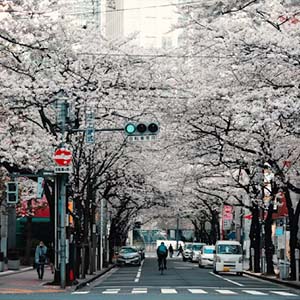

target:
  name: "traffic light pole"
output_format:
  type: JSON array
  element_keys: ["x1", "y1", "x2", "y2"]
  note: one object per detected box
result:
[{"x1": 58, "y1": 173, "x2": 67, "y2": 288}]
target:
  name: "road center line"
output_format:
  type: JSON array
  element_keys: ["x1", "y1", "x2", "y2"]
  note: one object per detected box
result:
[
  {"x1": 134, "y1": 260, "x2": 144, "y2": 282},
  {"x1": 209, "y1": 272, "x2": 244, "y2": 286}
]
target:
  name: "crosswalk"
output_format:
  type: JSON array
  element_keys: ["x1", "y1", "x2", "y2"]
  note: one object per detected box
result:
[{"x1": 72, "y1": 288, "x2": 299, "y2": 296}]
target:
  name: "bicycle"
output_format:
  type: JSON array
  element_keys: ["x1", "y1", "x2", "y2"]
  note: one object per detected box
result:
[{"x1": 158, "y1": 257, "x2": 164, "y2": 275}]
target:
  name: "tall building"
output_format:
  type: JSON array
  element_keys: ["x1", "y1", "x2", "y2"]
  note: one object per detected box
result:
[{"x1": 103, "y1": 0, "x2": 179, "y2": 49}]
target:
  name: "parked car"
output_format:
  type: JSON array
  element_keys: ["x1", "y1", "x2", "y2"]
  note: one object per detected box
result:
[
  {"x1": 213, "y1": 240, "x2": 243, "y2": 275},
  {"x1": 116, "y1": 246, "x2": 141, "y2": 266},
  {"x1": 191, "y1": 243, "x2": 206, "y2": 262},
  {"x1": 182, "y1": 243, "x2": 193, "y2": 261},
  {"x1": 198, "y1": 245, "x2": 215, "y2": 268}
]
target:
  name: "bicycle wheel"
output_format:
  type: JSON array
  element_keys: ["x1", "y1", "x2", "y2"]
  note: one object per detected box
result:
[
  {"x1": 159, "y1": 260, "x2": 164, "y2": 275},
  {"x1": 160, "y1": 264, "x2": 164, "y2": 275}
]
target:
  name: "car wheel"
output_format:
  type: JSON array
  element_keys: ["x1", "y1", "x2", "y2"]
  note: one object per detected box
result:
[
  {"x1": 183, "y1": 257, "x2": 186, "y2": 261},
  {"x1": 199, "y1": 262, "x2": 203, "y2": 268}
]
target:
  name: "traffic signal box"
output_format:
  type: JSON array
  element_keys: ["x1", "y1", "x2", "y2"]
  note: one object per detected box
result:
[
  {"x1": 6, "y1": 182, "x2": 18, "y2": 204},
  {"x1": 124, "y1": 122, "x2": 159, "y2": 141}
]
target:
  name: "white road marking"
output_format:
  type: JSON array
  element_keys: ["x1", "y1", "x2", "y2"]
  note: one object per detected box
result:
[
  {"x1": 243, "y1": 290, "x2": 268, "y2": 295},
  {"x1": 72, "y1": 291, "x2": 90, "y2": 294},
  {"x1": 102, "y1": 289, "x2": 120, "y2": 294},
  {"x1": 216, "y1": 289, "x2": 237, "y2": 294},
  {"x1": 271, "y1": 291, "x2": 298, "y2": 296},
  {"x1": 188, "y1": 289, "x2": 208, "y2": 294},
  {"x1": 161, "y1": 288, "x2": 178, "y2": 294},
  {"x1": 209, "y1": 271, "x2": 244, "y2": 286},
  {"x1": 134, "y1": 260, "x2": 144, "y2": 282},
  {"x1": 132, "y1": 288, "x2": 148, "y2": 294}
]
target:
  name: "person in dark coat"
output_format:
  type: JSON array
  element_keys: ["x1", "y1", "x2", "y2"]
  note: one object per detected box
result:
[
  {"x1": 168, "y1": 244, "x2": 174, "y2": 258},
  {"x1": 35, "y1": 241, "x2": 47, "y2": 280},
  {"x1": 177, "y1": 244, "x2": 183, "y2": 256}
]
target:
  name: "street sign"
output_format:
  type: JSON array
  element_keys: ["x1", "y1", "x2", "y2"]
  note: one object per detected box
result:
[
  {"x1": 54, "y1": 166, "x2": 72, "y2": 174},
  {"x1": 37, "y1": 177, "x2": 44, "y2": 199},
  {"x1": 53, "y1": 148, "x2": 72, "y2": 166},
  {"x1": 86, "y1": 127, "x2": 95, "y2": 144}
]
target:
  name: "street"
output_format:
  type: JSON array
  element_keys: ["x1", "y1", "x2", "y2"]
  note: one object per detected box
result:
[
  {"x1": 69, "y1": 257, "x2": 300, "y2": 300},
  {"x1": 0, "y1": 257, "x2": 299, "y2": 299}
]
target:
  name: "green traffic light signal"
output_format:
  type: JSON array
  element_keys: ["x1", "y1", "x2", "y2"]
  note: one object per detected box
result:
[
  {"x1": 124, "y1": 122, "x2": 159, "y2": 137},
  {"x1": 125, "y1": 123, "x2": 136, "y2": 135}
]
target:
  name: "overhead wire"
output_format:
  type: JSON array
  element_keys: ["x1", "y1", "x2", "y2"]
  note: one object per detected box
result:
[{"x1": 0, "y1": 0, "x2": 203, "y2": 17}]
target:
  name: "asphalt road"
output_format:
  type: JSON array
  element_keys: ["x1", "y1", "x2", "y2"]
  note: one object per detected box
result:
[
  {"x1": 0, "y1": 257, "x2": 299, "y2": 300},
  {"x1": 71, "y1": 257, "x2": 300, "y2": 300}
]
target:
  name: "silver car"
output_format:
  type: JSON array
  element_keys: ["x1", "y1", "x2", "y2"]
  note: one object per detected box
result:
[
  {"x1": 182, "y1": 243, "x2": 193, "y2": 261},
  {"x1": 191, "y1": 243, "x2": 206, "y2": 262},
  {"x1": 199, "y1": 245, "x2": 215, "y2": 268},
  {"x1": 116, "y1": 246, "x2": 141, "y2": 266}
]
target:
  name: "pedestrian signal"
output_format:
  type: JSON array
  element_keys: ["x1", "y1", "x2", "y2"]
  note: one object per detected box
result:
[{"x1": 6, "y1": 182, "x2": 18, "y2": 204}]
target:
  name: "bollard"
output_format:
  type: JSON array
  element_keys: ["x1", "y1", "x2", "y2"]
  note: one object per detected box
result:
[
  {"x1": 295, "y1": 249, "x2": 299, "y2": 282},
  {"x1": 251, "y1": 248, "x2": 255, "y2": 272},
  {"x1": 261, "y1": 248, "x2": 266, "y2": 273}
]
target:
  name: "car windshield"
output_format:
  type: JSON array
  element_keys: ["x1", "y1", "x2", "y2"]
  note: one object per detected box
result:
[
  {"x1": 192, "y1": 244, "x2": 204, "y2": 251},
  {"x1": 185, "y1": 244, "x2": 192, "y2": 250},
  {"x1": 120, "y1": 248, "x2": 137, "y2": 254},
  {"x1": 218, "y1": 245, "x2": 242, "y2": 254},
  {"x1": 203, "y1": 248, "x2": 214, "y2": 254}
]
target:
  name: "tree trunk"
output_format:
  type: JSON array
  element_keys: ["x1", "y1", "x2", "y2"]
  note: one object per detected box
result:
[{"x1": 249, "y1": 203, "x2": 260, "y2": 272}]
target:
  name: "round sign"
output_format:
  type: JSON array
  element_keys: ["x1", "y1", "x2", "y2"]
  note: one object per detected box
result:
[{"x1": 53, "y1": 148, "x2": 72, "y2": 166}]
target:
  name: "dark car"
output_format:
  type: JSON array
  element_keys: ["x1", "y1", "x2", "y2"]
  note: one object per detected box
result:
[{"x1": 116, "y1": 246, "x2": 141, "y2": 266}]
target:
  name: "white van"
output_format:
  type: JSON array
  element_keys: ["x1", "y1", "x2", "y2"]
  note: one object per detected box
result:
[{"x1": 213, "y1": 240, "x2": 243, "y2": 275}]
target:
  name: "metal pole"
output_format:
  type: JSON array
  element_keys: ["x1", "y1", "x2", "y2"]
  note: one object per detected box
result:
[
  {"x1": 295, "y1": 249, "x2": 299, "y2": 282},
  {"x1": 54, "y1": 177, "x2": 58, "y2": 270},
  {"x1": 60, "y1": 174, "x2": 67, "y2": 288},
  {"x1": 176, "y1": 215, "x2": 179, "y2": 250},
  {"x1": 100, "y1": 198, "x2": 104, "y2": 270},
  {"x1": 251, "y1": 248, "x2": 255, "y2": 272},
  {"x1": 261, "y1": 248, "x2": 265, "y2": 273},
  {"x1": 284, "y1": 217, "x2": 287, "y2": 279}
]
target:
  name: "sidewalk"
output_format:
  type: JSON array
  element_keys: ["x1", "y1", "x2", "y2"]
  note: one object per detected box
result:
[
  {"x1": 241, "y1": 259, "x2": 299, "y2": 289},
  {"x1": 243, "y1": 270, "x2": 300, "y2": 289},
  {"x1": 0, "y1": 264, "x2": 115, "y2": 294}
]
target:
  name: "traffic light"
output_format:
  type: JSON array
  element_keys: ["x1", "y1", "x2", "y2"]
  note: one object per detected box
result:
[
  {"x1": 6, "y1": 182, "x2": 18, "y2": 204},
  {"x1": 124, "y1": 122, "x2": 159, "y2": 140}
]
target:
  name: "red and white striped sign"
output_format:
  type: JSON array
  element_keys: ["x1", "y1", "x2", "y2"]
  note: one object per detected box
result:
[{"x1": 53, "y1": 148, "x2": 72, "y2": 166}]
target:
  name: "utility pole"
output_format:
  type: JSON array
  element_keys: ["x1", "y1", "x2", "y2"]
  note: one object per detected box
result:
[
  {"x1": 176, "y1": 215, "x2": 179, "y2": 250},
  {"x1": 55, "y1": 90, "x2": 70, "y2": 289}
]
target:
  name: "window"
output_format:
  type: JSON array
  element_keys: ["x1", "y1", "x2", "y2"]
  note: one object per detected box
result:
[
  {"x1": 162, "y1": 36, "x2": 172, "y2": 49},
  {"x1": 218, "y1": 245, "x2": 242, "y2": 254}
]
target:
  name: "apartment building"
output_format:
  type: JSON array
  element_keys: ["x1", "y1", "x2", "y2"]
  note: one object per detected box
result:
[{"x1": 103, "y1": 0, "x2": 180, "y2": 49}]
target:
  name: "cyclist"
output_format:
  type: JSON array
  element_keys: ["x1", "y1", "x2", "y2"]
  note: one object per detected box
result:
[{"x1": 157, "y1": 242, "x2": 168, "y2": 270}]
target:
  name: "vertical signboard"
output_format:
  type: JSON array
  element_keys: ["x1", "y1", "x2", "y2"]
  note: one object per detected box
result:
[{"x1": 223, "y1": 205, "x2": 233, "y2": 230}]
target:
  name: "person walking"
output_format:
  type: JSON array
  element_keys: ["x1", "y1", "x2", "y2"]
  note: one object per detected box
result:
[
  {"x1": 168, "y1": 244, "x2": 174, "y2": 258},
  {"x1": 157, "y1": 242, "x2": 168, "y2": 270},
  {"x1": 35, "y1": 241, "x2": 47, "y2": 280},
  {"x1": 177, "y1": 244, "x2": 183, "y2": 256}
]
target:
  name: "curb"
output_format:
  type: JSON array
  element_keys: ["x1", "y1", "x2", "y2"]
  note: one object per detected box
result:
[
  {"x1": 74, "y1": 265, "x2": 116, "y2": 291},
  {"x1": 0, "y1": 266, "x2": 33, "y2": 277},
  {"x1": 243, "y1": 271, "x2": 300, "y2": 289}
]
